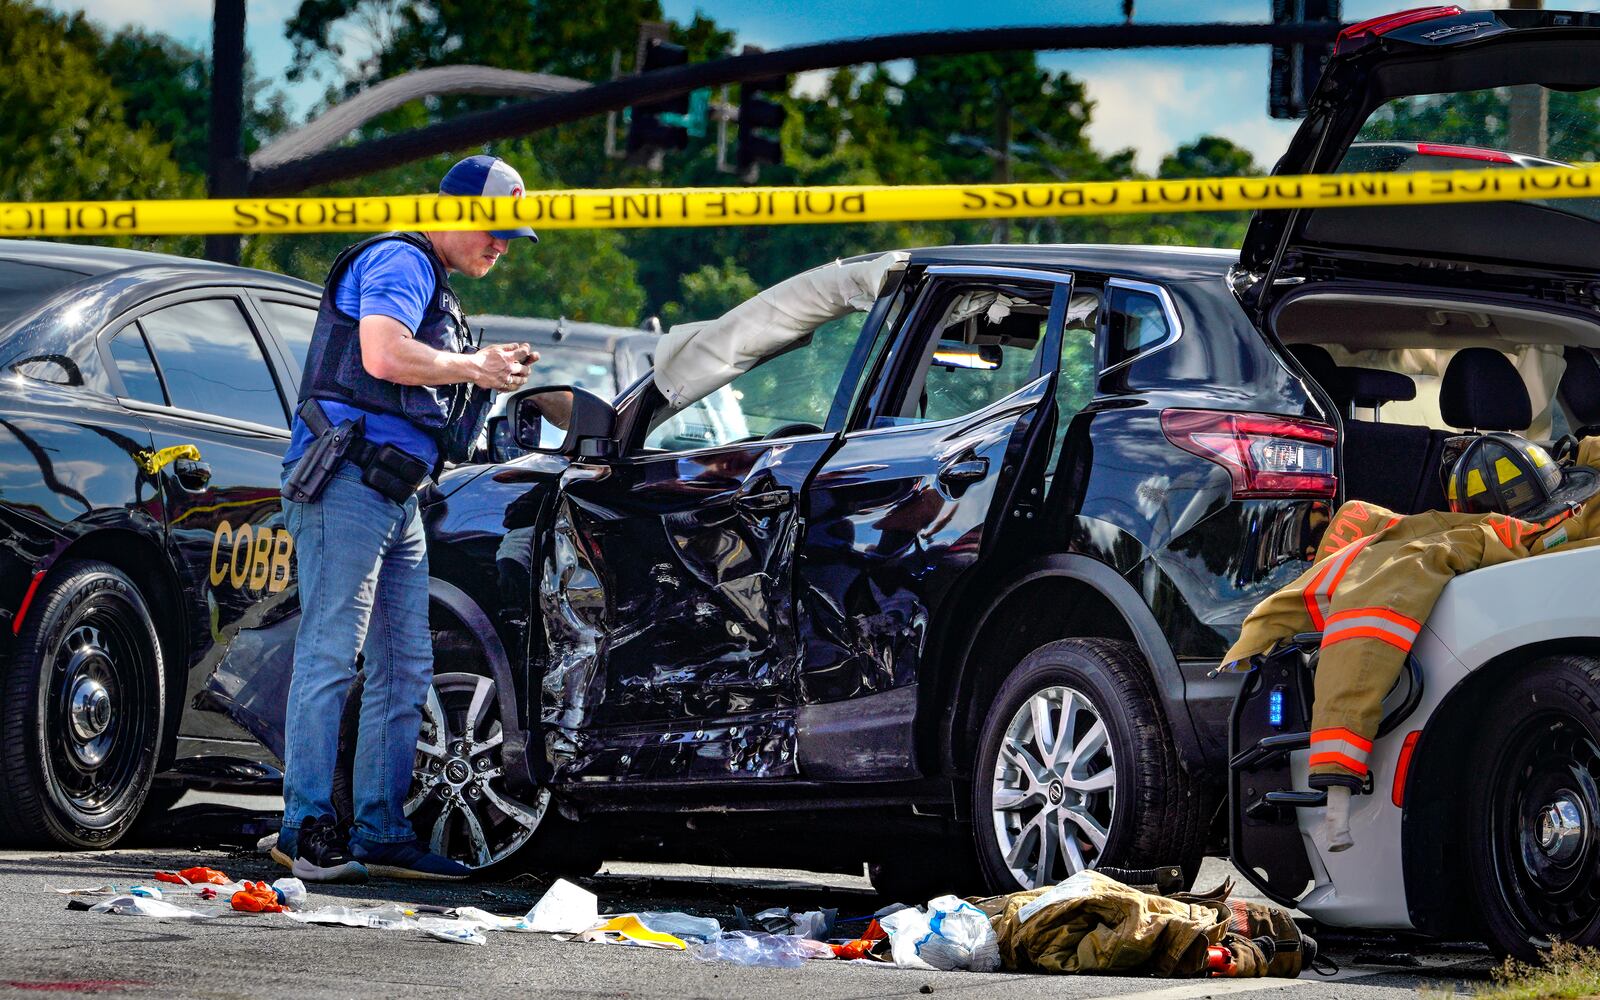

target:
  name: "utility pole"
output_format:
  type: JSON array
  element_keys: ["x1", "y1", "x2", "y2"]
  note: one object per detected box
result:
[
  {"x1": 206, "y1": 0, "x2": 246, "y2": 264},
  {"x1": 1507, "y1": 0, "x2": 1547, "y2": 156},
  {"x1": 992, "y1": 82, "x2": 1012, "y2": 243}
]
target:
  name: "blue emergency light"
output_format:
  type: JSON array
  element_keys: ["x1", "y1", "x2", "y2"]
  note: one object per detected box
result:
[{"x1": 1268, "y1": 686, "x2": 1286, "y2": 728}]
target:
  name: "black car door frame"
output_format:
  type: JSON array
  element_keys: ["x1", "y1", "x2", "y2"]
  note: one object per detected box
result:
[
  {"x1": 96, "y1": 287, "x2": 302, "y2": 756},
  {"x1": 793, "y1": 264, "x2": 1072, "y2": 782}
]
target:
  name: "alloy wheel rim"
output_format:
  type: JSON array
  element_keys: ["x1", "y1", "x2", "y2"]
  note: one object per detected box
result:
[
  {"x1": 407, "y1": 672, "x2": 549, "y2": 870},
  {"x1": 991, "y1": 684, "x2": 1116, "y2": 888},
  {"x1": 1493, "y1": 714, "x2": 1600, "y2": 942}
]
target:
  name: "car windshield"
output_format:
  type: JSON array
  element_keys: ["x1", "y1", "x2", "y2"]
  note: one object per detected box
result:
[
  {"x1": 0, "y1": 259, "x2": 91, "y2": 330},
  {"x1": 1343, "y1": 84, "x2": 1600, "y2": 220}
]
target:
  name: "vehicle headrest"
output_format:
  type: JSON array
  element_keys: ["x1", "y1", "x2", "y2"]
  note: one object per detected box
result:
[
  {"x1": 1441, "y1": 347, "x2": 1531, "y2": 430},
  {"x1": 1560, "y1": 347, "x2": 1600, "y2": 428},
  {"x1": 1344, "y1": 367, "x2": 1416, "y2": 408}
]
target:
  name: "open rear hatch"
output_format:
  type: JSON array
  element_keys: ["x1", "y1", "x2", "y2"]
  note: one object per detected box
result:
[{"x1": 1240, "y1": 6, "x2": 1600, "y2": 317}]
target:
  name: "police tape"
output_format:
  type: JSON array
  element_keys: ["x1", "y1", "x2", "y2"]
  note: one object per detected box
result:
[{"x1": 6, "y1": 164, "x2": 1600, "y2": 237}]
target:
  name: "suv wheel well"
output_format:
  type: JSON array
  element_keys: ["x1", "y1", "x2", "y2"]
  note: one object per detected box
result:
[
  {"x1": 49, "y1": 530, "x2": 185, "y2": 767},
  {"x1": 945, "y1": 576, "x2": 1136, "y2": 769}
]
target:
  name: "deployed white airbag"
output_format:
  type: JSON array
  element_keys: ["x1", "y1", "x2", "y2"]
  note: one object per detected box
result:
[{"x1": 652, "y1": 252, "x2": 909, "y2": 410}]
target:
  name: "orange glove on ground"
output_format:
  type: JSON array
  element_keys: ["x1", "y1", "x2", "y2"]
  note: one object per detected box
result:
[
  {"x1": 155, "y1": 867, "x2": 231, "y2": 886},
  {"x1": 230, "y1": 881, "x2": 285, "y2": 913}
]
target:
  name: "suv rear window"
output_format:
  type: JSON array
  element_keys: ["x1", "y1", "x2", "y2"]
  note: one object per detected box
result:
[
  {"x1": 0, "y1": 259, "x2": 88, "y2": 329},
  {"x1": 1343, "y1": 85, "x2": 1600, "y2": 221}
]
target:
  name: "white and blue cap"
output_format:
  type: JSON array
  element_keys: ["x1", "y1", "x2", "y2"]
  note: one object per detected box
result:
[{"x1": 439, "y1": 154, "x2": 538, "y2": 242}]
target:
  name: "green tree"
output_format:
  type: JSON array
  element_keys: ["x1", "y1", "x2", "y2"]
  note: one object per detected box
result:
[
  {"x1": 659, "y1": 258, "x2": 760, "y2": 327},
  {"x1": 243, "y1": 143, "x2": 646, "y2": 325},
  {"x1": 0, "y1": 0, "x2": 199, "y2": 254}
]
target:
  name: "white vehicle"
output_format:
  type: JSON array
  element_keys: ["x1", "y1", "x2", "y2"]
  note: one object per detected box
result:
[{"x1": 1229, "y1": 553, "x2": 1600, "y2": 960}]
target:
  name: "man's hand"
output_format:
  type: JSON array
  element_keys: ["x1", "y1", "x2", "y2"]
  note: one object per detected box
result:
[{"x1": 471, "y1": 342, "x2": 538, "y2": 391}]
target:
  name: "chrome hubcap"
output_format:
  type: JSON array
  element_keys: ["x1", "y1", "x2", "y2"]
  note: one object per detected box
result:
[
  {"x1": 62, "y1": 628, "x2": 117, "y2": 768},
  {"x1": 991, "y1": 685, "x2": 1116, "y2": 888},
  {"x1": 1534, "y1": 797, "x2": 1586, "y2": 865},
  {"x1": 409, "y1": 672, "x2": 549, "y2": 870},
  {"x1": 69, "y1": 677, "x2": 112, "y2": 742}
]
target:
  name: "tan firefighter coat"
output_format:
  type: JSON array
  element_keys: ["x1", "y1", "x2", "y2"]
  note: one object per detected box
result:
[{"x1": 1221, "y1": 439, "x2": 1600, "y2": 787}]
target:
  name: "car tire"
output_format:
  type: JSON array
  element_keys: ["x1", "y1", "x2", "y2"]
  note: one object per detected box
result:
[
  {"x1": 333, "y1": 669, "x2": 600, "y2": 879},
  {"x1": 971, "y1": 637, "x2": 1204, "y2": 893},
  {"x1": 1465, "y1": 654, "x2": 1600, "y2": 961},
  {"x1": 0, "y1": 560, "x2": 164, "y2": 848}
]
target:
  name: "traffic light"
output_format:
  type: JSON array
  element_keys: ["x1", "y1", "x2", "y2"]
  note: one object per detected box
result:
[
  {"x1": 737, "y1": 49, "x2": 787, "y2": 176},
  {"x1": 627, "y1": 35, "x2": 690, "y2": 157},
  {"x1": 1270, "y1": 0, "x2": 1340, "y2": 119}
]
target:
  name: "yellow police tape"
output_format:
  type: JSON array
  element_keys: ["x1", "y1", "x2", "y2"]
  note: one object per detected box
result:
[{"x1": 6, "y1": 164, "x2": 1600, "y2": 237}]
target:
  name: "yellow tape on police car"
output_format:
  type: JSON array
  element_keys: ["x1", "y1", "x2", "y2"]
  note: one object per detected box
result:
[{"x1": 6, "y1": 164, "x2": 1600, "y2": 237}]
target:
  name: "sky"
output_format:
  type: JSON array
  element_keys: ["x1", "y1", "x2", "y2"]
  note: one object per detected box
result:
[{"x1": 43, "y1": 0, "x2": 1600, "y2": 173}]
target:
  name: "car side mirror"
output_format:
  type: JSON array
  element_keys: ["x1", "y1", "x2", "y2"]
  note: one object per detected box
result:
[{"x1": 510, "y1": 384, "x2": 618, "y2": 459}]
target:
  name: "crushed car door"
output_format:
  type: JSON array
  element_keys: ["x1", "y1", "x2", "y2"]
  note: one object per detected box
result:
[
  {"x1": 795, "y1": 265, "x2": 1070, "y2": 780},
  {"x1": 102, "y1": 293, "x2": 298, "y2": 755},
  {"x1": 540, "y1": 312, "x2": 880, "y2": 783}
]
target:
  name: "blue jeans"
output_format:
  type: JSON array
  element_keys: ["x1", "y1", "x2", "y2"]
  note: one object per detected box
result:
[{"x1": 280, "y1": 464, "x2": 431, "y2": 849}]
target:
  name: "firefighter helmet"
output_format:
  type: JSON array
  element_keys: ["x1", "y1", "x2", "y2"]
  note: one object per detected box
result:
[{"x1": 1446, "y1": 431, "x2": 1600, "y2": 521}]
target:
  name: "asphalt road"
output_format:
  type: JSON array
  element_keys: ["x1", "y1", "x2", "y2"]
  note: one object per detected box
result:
[{"x1": 0, "y1": 795, "x2": 1494, "y2": 1000}]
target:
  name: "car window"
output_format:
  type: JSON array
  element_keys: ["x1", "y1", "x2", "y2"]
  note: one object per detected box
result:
[
  {"x1": 643, "y1": 312, "x2": 866, "y2": 453},
  {"x1": 1104, "y1": 284, "x2": 1173, "y2": 369},
  {"x1": 257, "y1": 299, "x2": 317, "y2": 372},
  {"x1": 883, "y1": 280, "x2": 1056, "y2": 426},
  {"x1": 138, "y1": 298, "x2": 288, "y2": 429},
  {"x1": 0, "y1": 259, "x2": 89, "y2": 329},
  {"x1": 109, "y1": 326, "x2": 166, "y2": 405}
]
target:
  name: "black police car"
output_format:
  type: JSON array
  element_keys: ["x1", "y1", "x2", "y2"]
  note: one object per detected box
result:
[{"x1": 0, "y1": 240, "x2": 319, "y2": 846}]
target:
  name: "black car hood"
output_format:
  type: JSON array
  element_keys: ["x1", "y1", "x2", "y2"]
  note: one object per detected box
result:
[{"x1": 1240, "y1": 7, "x2": 1600, "y2": 300}]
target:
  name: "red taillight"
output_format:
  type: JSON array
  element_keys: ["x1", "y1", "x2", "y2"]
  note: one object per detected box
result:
[
  {"x1": 1161, "y1": 409, "x2": 1338, "y2": 499},
  {"x1": 1413, "y1": 142, "x2": 1514, "y2": 164},
  {"x1": 1336, "y1": 5, "x2": 1464, "y2": 54},
  {"x1": 1391, "y1": 730, "x2": 1422, "y2": 807}
]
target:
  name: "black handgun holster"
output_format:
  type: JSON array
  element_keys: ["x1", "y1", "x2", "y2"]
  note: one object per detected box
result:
[{"x1": 282, "y1": 403, "x2": 360, "y2": 504}]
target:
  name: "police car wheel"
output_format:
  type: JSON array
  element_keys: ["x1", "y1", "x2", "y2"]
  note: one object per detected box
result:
[
  {"x1": 1467, "y1": 654, "x2": 1600, "y2": 961},
  {"x1": 971, "y1": 638, "x2": 1204, "y2": 894},
  {"x1": 0, "y1": 560, "x2": 164, "y2": 848}
]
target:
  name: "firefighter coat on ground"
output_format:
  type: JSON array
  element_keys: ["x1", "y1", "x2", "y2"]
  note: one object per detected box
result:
[
  {"x1": 979, "y1": 870, "x2": 1309, "y2": 977},
  {"x1": 1222, "y1": 440, "x2": 1600, "y2": 789}
]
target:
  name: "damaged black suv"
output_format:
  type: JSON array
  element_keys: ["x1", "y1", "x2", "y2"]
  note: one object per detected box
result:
[{"x1": 313, "y1": 245, "x2": 1340, "y2": 894}]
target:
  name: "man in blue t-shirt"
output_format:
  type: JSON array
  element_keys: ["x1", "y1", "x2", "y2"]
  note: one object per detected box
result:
[{"x1": 273, "y1": 155, "x2": 538, "y2": 883}]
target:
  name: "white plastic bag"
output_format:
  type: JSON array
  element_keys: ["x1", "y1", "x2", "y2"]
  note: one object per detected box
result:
[
  {"x1": 523, "y1": 878, "x2": 600, "y2": 933},
  {"x1": 415, "y1": 916, "x2": 488, "y2": 946},
  {"x1": 286, "y1": 904, "x2": 413, "y2": 930},
  {"x1": 879, "y1": 896, "x2": 1001, "y2": 973},
  {"x1": 88, "y1": 895, "x2": 214, "y2": 921},
  {"x1": 270, "y1": 877, "x2": 306, "y2": 910}
]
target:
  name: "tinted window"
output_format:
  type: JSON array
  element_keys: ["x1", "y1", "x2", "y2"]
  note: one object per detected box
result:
[
  {"x1": 257, "y1": 299, "x2": 316, "y2": 371},
  {"x1": 529, "y1": 345, "x2": 617, "y2": 399},
  {"x1": 1105, "y1": 285, "x2": 1172, "y2": 369},
  {"x1": 888, "y1": 280, "x2": 1056, "y2": 426},
  {"x1": 0, "y1": 259, "x2": 88, "y2": 328},
  {"x1": 139, "y1": 298, "x2": 288, "y2": 428},
  {"x1": 109, "y1": 326, "x2": 165, "y2": 405}
]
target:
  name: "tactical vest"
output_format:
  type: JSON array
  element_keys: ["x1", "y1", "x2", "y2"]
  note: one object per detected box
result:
[{"x1": 299, "y1": 231, "x2": 488, "y2": 463}]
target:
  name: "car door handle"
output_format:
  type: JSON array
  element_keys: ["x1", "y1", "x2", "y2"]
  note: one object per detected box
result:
[
  {"x1": 173, "y1": 459, "x2": 212, "y2": 491},
  {"x1": 735, "y1": 488, "x2": 793, "y2": 513},
  {"x1": 938, "y1": 457, "x2": 989, "y2": 487}
]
